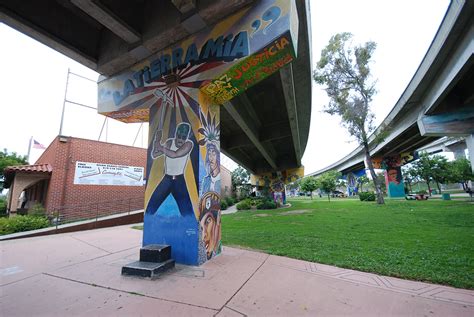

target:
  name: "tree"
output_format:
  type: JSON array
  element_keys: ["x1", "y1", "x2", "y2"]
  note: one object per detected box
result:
[
  {"x1": 430, "y1": 155, "x2": 449, "y2": 193},
  {"x1": 299, "y1": 176, "x2": 318, "y2": 200},
  {"x1": 231, "y1": 166, "x2": 251, "y2": 198},
  {"x1": 448, "y1": 158, "x2": 473, "y2": 191},
  {"x1": 313, "y1": 32, "x2": 385, "y2": 204},
  {"x1": 315, "y1": 170, "x2": 342, "y2": 202},
  {"x1": 1, "y1": 149, "x2": 28, "y2": 188},
  {"x1": 357, "y1": 175, "x2": 369, "y2": 192},
  {"x1": 410, "y1": 152, "x2": 436, "y2": 195},
  {"x1": 402, "y1": 165, "x2": 419, "y2": 193}
]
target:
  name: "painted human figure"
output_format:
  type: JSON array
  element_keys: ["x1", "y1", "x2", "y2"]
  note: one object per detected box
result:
[
  {"x1": 146, "y1": 122, "x2": 194, "y2": 217},
  {"x1": 199, "y1": 192, "x2": 221, "y2": 259},
  {"x1": 387, "y1": 168, "x2": 401, "y2": 185},
  {"x1": 200, "y1": 142, "x2": 221, "y2": 195}
]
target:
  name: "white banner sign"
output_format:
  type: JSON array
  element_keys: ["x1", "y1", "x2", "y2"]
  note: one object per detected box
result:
[{"x1": 74, "y1": 161, "x2": 144, "y2": 186}]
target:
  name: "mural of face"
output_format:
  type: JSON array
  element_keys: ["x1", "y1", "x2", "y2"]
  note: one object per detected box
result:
[
  {"x1": 199, "y1": 192, "x2": 221, "y2": 259},
  {"x1": 175, "y1": 123, "x2": 190, "y2": 147},
  {"x1": 209, "y1": 148, "x2": 217, "y2": 170},
  {"x1": 207, "y1": 144, "x2": 219, "y2": 176},
  {"x1": 201, "y1": 211, "x2": 217, "y2": 257},
  {"x1": 387, "y1": 169, "x2": 400, "y2": 184}
]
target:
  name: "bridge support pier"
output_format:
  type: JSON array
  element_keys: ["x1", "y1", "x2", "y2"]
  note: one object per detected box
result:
[
  {"x1": 143, "y1": 92, "x2": 221, "y2": 266},
  {"x1": 384, "y1": 166, "x2": 406, "y2": 198}
]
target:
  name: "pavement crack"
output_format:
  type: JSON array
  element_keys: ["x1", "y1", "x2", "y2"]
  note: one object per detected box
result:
[
  {"x1": 215, "y1": 254, "x2": 270, "y2": 316},
  {"x1": 42, "y1": 273, "x2": 219, "y2": 312},
  {"x1": 69, "y1": 236, "x2": 112, "y2": 254},
  {"x1": 223, "y1": 306, "x2": 248, "y2": 316}
]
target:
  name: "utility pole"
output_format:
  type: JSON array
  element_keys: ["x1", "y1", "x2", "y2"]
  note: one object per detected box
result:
[{"x1": 59, "y1": 68, "x2": 70, "y2": 136}]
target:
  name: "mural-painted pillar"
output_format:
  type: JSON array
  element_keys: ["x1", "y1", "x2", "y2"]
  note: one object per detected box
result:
[
  {"x1": 384, "y1": 166, "x2": 405, "y2": 198},
  {"x1": 251, "y1": 168, "x2": 304, "y2": 205},
  {"x1": 98, "y1": 0, "x2": 299, "y2": 265},
  {"x1": 372, "y1": 152, "x2": 418, "y2": 198},
  {"x1": 143, "y1": 90, "x2": 220, "y2": 265}
]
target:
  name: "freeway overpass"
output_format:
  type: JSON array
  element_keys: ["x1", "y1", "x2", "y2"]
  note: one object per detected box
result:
[
  {"x1": 308, "y1": 0, "x2": 474, "y2": 197},
  {"x1": 1, "y1": 0, "x2": 312, "y2": 265}
]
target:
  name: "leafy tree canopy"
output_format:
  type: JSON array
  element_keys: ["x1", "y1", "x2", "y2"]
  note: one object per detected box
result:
[
  {"x1": 1, "y1": 149, "x2": 28, "y2": 188},
  {"x1": 1, "y1": 149, "x2": 28, "y2": 178},
  {"x1": 300, "y1": 176, "x2": 318, "y2": 199},
  {"x1": 313, "y1": 32, "x2": 384, "y2": 204},
  {"x1": 448, "y1": 158, "x2": 473, "y2": 191},
  {"x1": 315, "y1": 170, "x2": 342, "y2": 202}
]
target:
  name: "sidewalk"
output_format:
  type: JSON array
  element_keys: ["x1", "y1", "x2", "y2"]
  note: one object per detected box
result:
[{"x1": 1, "y1": 224, "x2": 473, "y2": 316}]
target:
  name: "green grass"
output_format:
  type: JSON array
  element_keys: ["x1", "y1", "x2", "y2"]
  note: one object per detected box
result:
[{"x1": 221, "y1": 198, "x2": 474, "y2": 289}]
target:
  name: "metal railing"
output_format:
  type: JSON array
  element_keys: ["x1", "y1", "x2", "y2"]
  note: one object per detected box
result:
[{"x1": 50, "y1": 196, "x2": 144, "y2": 226}]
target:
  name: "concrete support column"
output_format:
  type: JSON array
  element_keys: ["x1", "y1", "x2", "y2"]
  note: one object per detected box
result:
[
  {"x1": 385, "y1": 166, "x2": 406, "y2": 198},
  {"x1": 466, "y1": 134, "x2": 474, "y2": 174},
  {"x1": 143, "y1": 90, "x2": 221, "y2": 265}
]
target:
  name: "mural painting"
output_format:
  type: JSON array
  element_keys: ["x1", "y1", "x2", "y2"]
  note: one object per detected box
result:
[
  {"x1": 343, "y1": 169, "x2": 366, "y2": 196},
  {"x1": 371, "y1": 151, "x2": 418, "y2": 198},
  {"x1": 97, "y1": 0, "x2": 299, "y2": 265},
  {"x1": 251, "y1": 167, "x2": 304, "y2": 204}
]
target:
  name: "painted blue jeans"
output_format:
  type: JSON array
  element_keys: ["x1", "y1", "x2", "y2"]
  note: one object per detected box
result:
[{"x1": 146, "y1": 174, "x2": 194, "y2": 217}]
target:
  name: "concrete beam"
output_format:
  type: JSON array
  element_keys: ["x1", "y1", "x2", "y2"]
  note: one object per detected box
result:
[
  {"x1": 383, "y1": 130, "x2": 420, "y2": 157},
  {"x1": 225, "y1": 124, "x2": 291, "y2": 150},
  {"x1": 280, "y1": 64, "x2": 301, "y2": 166},
  {"x1": 171, "y1": 0, "x2": 196, "y2": 14},
  {"x1": 71, "y1": 0, "x2": 141, "y2": 44},
  {"x1": 223, "y1": 95, "x2": 278, "y2": 170}
]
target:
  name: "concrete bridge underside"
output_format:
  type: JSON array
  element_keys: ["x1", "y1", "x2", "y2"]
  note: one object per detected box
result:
[{"x1": 0, "y1": 0, "x2": 312, "y2": 174}]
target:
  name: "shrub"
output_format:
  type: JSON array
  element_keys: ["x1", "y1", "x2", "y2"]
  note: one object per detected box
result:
[
  {"x1": 256, "y1": 199, "x2": 277, "y2": 210},
  {"x1": 220, "y1": 200, "x2": 228, "y2": 210},
  {"x1": 29, "y1": 203, "x2": 46, "y2": 217},
  {"x1": 0, "y1": 215, "x2": 50, "y2": 235},
  {"x1": 225, "y1": 196, "x2": 235, "y2": 206},
  {"x1": 0, "y1": 198, "x2": 7, "y2": 217},
  {"x1": 236, "y1": 200, "x2": 252, "y2": 210},
  {"x1": 359, "y1": 192, "x2": 376, "y2": 201}
]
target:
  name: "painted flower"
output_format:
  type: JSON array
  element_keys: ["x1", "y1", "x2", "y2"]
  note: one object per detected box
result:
[{"x1": 198, "y1": 110, "x2": 220, "y2": 146}]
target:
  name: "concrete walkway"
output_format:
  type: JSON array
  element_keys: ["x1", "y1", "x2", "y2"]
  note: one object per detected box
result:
[
  {"x1": 1, "y1": 225, "x2": 473, "y2": 316},
  {"x1": 222, "y1": 204, "x2": 238, "y2": 215}
]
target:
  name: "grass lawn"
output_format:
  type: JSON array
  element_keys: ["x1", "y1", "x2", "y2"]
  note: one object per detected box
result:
[{"x1": 221, "y1": 198, "x2": 474, "y2": 289}]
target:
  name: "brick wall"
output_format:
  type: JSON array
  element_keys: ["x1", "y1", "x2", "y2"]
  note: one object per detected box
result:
[
  {"x1": 36, "y1": 136, "x2": 146, "y2": 221},
  {"x1": 221, "y1": 165, "x2": 233, "y2": 198}
]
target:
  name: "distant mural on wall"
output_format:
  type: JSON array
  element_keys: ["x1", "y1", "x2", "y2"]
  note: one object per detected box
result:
[
  {"x1": 96, "y1": 0, "x2": 299, "y2": 265},
  {"x1": 343, "y1": 169, "x2": 366, "y2": 196},
  {"x1": 250, "y1": 167, "x2": 304, "y2": 204},
  {"x1": 371, "y1": 151, "x2": 418, "y2": 198}
]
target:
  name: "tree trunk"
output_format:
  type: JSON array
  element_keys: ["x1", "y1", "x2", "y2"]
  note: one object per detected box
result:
[
  {"x1": 363, "y1": 142, "x2": 385, "y2": 204},
  {"x1": 310, "y1": 192, "x2": 313, "y2": 200},
  {"x1": 426, "y1": 180, "x2": 432, "y2": 196},
  {"x1": 327, "y1": 194, "x2": 330, "y2": 202},
  {"x1": 436, "y1": 181, "x2": 442, "y2": 194}
]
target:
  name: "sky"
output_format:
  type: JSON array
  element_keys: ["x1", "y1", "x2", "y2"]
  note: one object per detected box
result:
[{"x1": 0, "y1": 0, "x2": 450, "y2": 173}]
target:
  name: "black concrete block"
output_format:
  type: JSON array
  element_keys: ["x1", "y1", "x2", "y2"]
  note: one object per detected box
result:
[
  {"x1": 121, "y1": 259, "x2": 175, "y2": 279},
  {"x1": 140, "y1": 244, "x2": 171, "y2": 263}
]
